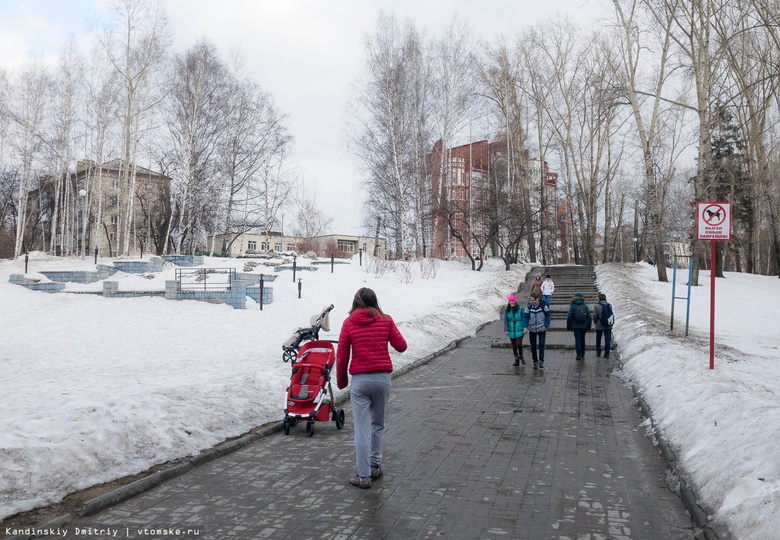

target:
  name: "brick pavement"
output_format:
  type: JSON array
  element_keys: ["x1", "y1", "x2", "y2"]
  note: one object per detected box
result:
[{"x1": 50, "y1": 316, "x2": 696, "y2": 540}]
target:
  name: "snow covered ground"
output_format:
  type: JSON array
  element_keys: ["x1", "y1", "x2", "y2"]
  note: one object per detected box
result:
[
  {"x1": 0, "y1": 253, "x2": 528, "y2": 521},
  {"x1": 597, "y1": 262, "x2": 780, "y2": 540},
  {"x1": 1, "y1": 253, "x2": 778, "y2": 539}
]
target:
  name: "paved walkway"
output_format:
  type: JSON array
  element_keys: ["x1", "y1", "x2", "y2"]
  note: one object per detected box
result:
[
  {"x1": 59, "y1": 326, "x2": 694, "y2": 539},
  {"x1": 17, "y1": 268, "x2": 698, "y2": 540}
]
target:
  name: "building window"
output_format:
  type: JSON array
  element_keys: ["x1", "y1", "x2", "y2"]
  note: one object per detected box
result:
[
  {"x1": 109, "y1": 233, "x2": 116, "y2": 241},
  {"x1": 112, "y1": 180, "x2": 119, "y2": 189},
  {"x1": 145, "y1": 183, "x2": 152, "y2": 191},
  {"x1": 274, "y1": 242, "x2": 282, "y2": 252},
  {"x1": 248, "y1": 241, "x2": 257, "y2": 250},
  {"x1": 261, "y1": 241, "x2": 270, "y2": 251},
  {"x1": 286, "y1": 243, "x2": 296, "y2": 251},
  {"x1": 337, "y1": 240, "x2": 355, "y2": 253},
  {"x1": 110, "y1": 196, "x2": 118, "y2": 207},
  {"x1": 110, "y1": 215, "x2": 118, "y2": 225}
]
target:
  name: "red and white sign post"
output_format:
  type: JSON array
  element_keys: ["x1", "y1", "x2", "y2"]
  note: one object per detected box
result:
[{"x1": 696, "y1": 202, "x2": 732, "y2": 369}]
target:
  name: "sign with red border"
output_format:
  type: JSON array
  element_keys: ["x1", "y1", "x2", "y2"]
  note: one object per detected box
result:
[{"x1": 696, "y1": 202, "x2": 731, "y2": 241}]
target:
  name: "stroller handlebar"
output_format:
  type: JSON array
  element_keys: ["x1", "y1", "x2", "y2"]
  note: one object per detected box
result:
[{"x1": 282, "y1": 303, "x2": 336, "y2": 362}]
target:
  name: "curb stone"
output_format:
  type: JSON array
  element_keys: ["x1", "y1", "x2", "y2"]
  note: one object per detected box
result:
[{"x1": 631, "y1": 385, "x2": 723, "y2": 540}]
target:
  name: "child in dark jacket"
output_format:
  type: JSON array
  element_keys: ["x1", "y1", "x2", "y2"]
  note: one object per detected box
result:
[{"x1": 566, "y1": 292, "x2": 592, "y2": 361}]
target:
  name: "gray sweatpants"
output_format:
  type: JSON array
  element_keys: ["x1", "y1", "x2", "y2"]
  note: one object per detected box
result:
[{"x1": 349, "y1": 373, "x2": 392, "y2": 478}]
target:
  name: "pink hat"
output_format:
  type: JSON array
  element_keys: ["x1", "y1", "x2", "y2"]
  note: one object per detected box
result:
[{"x1": 508, "y1": 295, "x2": 517, "y2": 303}]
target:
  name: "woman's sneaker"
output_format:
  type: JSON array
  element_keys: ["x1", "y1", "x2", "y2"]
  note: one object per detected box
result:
[{"x1": 350, "y1": 475, "x2": 371, "y2": 489}]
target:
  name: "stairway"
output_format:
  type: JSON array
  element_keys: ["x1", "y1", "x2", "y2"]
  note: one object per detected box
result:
[{"x1": 492, "y1": 265, "x2": 613, "y2": 353}]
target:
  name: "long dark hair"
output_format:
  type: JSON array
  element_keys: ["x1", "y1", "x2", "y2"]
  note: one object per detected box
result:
[{"x1": 349, "y1": 287, "x2": 384, "y2": 317}]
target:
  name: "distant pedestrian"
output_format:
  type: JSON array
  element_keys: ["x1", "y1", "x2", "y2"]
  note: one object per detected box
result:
[
  {"x1": 337, "y1": 287, "x2": 408, "y2": 489},
  {"x1": 523, "y1": 292, "x2": 551, "y2": 369},
  {"x1": 503, "y1": 295, "x2": 525, "y2": 366},
  {"x1": 530, "y1": 274, "x2": 543, "y2": 298},
  {"x1": 566, "y1": 292, "x2": 592, "y2": 361},
  {"x1": 592, "y1": 293, "x2": 614, "y2": 359},
  {"x1": 541, "y1": 274, "x2": 555, "y2": 308}
]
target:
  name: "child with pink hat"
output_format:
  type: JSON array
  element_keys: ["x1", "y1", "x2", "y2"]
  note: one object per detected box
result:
[{"x1": 503, "y1": 294, "x2": 525, "y2": 365}]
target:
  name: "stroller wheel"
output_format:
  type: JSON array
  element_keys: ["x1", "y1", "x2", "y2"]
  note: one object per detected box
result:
[
  {"x1": 283, "y1": 419, "x2": 291, "y2": 435},
  {"x1": 306, "y1": 419, "x2": 315, "y2": 437},
  {"x1": 288, "y1": 418, "x2": 298, "y2": 427},
  {"x1": 335, "y1": 408, "x2": 345, "y2": 429}
]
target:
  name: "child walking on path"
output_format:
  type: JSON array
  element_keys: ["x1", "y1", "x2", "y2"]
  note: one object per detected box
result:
[
  {"x1": 503, "y1": 295, "x2": 525, "y2": 366},
  {"x1": 592, "y1": 293, "x2": 613, "y2": 359},
  {"x1": 523, "y1": 292, "x2": 551, "y2": 369},
  {"x1": 541, "y1": 274, "x2": 555, "y2": 308},
  {"x1": 566, "y1": 292, "x2": 592, "y2": 361},
  {"x1": 337, "y1": 287, "x2": 407, "y2": 489},
  {"x1": 530, "y1": 274, "x2": 543, "y2": 298}
]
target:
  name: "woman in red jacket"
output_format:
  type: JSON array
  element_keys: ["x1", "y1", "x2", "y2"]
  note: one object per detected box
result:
[{"x1": 337, "y1": 287, "x2": 407, "y2": 489}]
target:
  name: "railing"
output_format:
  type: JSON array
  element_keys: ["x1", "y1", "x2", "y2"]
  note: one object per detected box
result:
[{"x1": 175, "y1": 268, "x2": 236, "y2": 292}]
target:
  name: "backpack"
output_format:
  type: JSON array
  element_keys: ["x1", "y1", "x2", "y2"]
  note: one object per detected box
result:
[
  {"x1": 600, "y1": 302, "x2": 614, "y2": 328},
  {"x1": 573, "y1": 303, "x2": 588, "y2": 323}
]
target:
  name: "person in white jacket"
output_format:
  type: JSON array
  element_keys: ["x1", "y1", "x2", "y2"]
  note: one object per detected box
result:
[{"x1": 540, "y1": 274, "x2": 555, "y2": 308}]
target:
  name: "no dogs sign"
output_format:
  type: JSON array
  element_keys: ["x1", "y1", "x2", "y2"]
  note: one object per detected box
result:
[{"x1": 696, "y1": 202, "x2": 731, "y2": 241}]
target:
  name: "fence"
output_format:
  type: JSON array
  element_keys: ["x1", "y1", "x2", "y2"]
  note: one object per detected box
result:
[{"x1": 175, "y1": 268, "x2": 236, "y2": 292}]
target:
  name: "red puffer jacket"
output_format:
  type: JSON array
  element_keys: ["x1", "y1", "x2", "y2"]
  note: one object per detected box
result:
[{"x1": 336, "y1": 308, "x2": 407, "y2": 389}]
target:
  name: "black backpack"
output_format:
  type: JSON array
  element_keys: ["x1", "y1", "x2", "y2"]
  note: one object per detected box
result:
[
  {"x1": 600, "y1": 302, "x2": 614, "y2": 327},
  {"x1": 573, "y1": 303, "x2": 588, "y2": 323}
]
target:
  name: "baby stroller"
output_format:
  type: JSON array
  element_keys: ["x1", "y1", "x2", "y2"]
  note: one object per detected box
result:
[
  {"x1": 282, "y1": 304, "x2": 335, "y2": 363},
  {"x1": 281, "y1": 304, "x2": 345, "y2": 436}
]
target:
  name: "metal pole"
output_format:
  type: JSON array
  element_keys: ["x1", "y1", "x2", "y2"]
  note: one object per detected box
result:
[
  {"x1": 709, "y1": 240, "x2": 716, "y2": 369},
  {"x1": 633, "y1": 237, "x2": 638, "y2": 263},
  {"x1": 331, "y1": 255, "x2": 334, "y2": 273},
  {"x1": 670, "y1": 257, "x2": 677, "y2": 332},
  {"x1": 292, "y1": 256, "x2": 297, "y2": 282},
  {"x1": 298, "y1": 278, "x2": 302, "y2": 299},
  {"x1": 25, "y1": 252, "x2": 29, "y2": 273},
  {"x1": 359, "y1": 248, "x2": 363, "y2": 266},
  {"x1": 94, "y1": 247, "x2": 98, "y2": 265},
  {"x1": 259, "y1": 274, "x2": 264, "y2": 311},
  {"x1": 79, "y1": 189, "x2": 86, "y2": 259}
]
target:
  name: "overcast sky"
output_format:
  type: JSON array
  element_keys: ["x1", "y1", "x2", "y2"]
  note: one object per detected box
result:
[{"x1": 0, "y1": 0, "x2": 610, "y2": 235}]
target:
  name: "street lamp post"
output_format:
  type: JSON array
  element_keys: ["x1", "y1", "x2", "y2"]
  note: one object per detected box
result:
[
  {"x1": 633, "y1": 237, "x2": 638, "y2": 263},
  {"x1": 78, "y1": 189, "x2": 87, "y2": 259}
]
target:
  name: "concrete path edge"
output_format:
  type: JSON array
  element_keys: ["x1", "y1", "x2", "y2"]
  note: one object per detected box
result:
[
  {"x1": 6, "y1": 325, "x2": 486, "y2": 540},
  {"x1": 631, "y1": 384, "x2": 721, "y2": 540}
]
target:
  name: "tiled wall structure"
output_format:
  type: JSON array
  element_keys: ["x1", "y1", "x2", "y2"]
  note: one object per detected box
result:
[
  {"x1": 163, "y1": 279, "x2": 273, "y2": 309},
  {"x1": 10, "y1": 260, "x2": 274, "y2": 309}
]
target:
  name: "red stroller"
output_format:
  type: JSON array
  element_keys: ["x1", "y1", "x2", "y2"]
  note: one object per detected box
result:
[{"x1": 283, "y1": 340, "x2": 346, "y2": 436}]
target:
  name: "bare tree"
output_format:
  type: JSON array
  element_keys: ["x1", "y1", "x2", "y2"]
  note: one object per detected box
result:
[
  {"x1": 612, "y1": 0, "x2": 683, "y2": 280},
  {"x1": 162, "y1": 39, "x2": 226, "y2": 254},
  {"x1": 214, "y1": 72, "x2": 293, "y2": 255},
  {"x1": 479, "y1": 42, "x2": 535, "y2": 262},
  {"x1": 532, "y1": 22, "x2": 625, "y2": 266},
  {"x1": 289, "y1": 178, "x2": 334, "y2": 254},
  {"x1": 733, "y1": 0, "x2": 780, "y2": 276},
  {"x1": 45, "y1": 38, "x2": 83, "y2": 256},
  {"x1": 82, "y1": 40, "x2": 122, "y2": 257},
  {"x1": 95, "y1": 0, "x2": 171, "y2": 256},
  {"x1": 11, "y1": 60, "x2": 49, "y2": 258},
  {"x1": 349, "y1": 12, "x2": 427, "y2": 258},
  {"x1": 428, "y1": 17, "x2": 477, "y2": 258}
]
